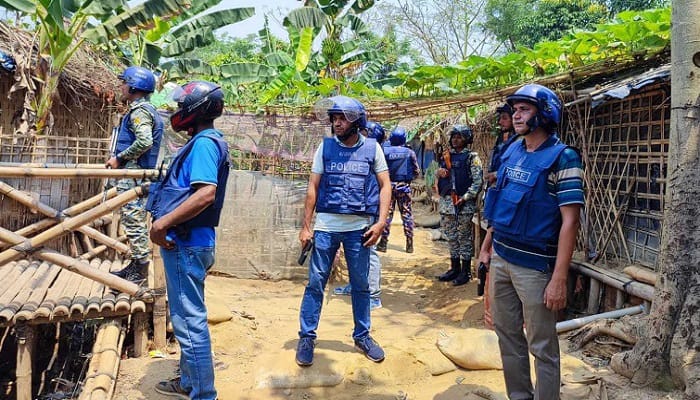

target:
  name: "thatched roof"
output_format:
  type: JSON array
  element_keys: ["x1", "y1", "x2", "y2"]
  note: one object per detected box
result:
[{"x1": 0, "y1": 21, "x2": 118, "y2": 107}]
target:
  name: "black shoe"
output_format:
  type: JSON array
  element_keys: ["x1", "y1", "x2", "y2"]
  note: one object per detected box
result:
[
  {"x1": 437, "y1": 258, "x2": 460, "y2": 281},
  {"x1": 405, "y1": 237, "x2": 413, "y2": 253},
  {"x1": 111, "y1": 259, "x2": 148, "y2": 284},
  {"x1": 155, "y1": 377, "x2": 189, "y2": 399},
  {"x1": 452, "y1": 259, "x2": 472, "y2": 286},
  {"x1": 376, "y1": 237, "x2": 388, "y2": 252}
]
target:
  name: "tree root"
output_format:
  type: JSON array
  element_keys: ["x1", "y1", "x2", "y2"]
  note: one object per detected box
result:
[{"x1": 568, "y1": 318, "x2": 639, "y2": 350}]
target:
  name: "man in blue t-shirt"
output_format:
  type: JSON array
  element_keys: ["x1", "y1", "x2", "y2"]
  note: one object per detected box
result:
[
  {"x1": 295, "y1": 96, "x2": 391, "y2": 367},
  {"x1": 148, "y1": 81, "x2": 229, "y2": 400},
  {"x1": 481, "y1": 84, "x2": 584, "y2": 400}
]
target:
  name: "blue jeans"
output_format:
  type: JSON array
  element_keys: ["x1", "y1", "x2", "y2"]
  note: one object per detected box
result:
[
  {"x1": 299, "y1": 229, "x2": 371, "y2": 340},
  {"x1": 162, "y1": 246, "x2": 217, "y2": 400},
  {"x1": 368, "y1": 247, "x2": 381, "y2": 298}
]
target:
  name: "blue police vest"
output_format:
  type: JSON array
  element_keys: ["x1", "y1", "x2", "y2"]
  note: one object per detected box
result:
[
  {"x1": 384, "y1": 145, "x2": 415, "y2": 182},
  {"x1": 115, "y1": 102, "x2": 164, "y2": 169},
  {"x1": 146, "y1": 131, "x2": 230, "y2": 233},
  {"x1": 437, "y1": 151, "x2": 473, "y2": 197},
  {"x1": 316, "y1": 137, "x2": 379, "y2": 216},
  {"x1": 483, "y1": 140, "x2": 567, "y2": 257}
]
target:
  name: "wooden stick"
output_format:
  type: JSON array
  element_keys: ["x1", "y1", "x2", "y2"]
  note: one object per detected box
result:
[
  {"x1": 80, "y1": 236, "x2": 126, "y2": 261},
  {"x1": 132, "y1": 312, "x2": 149, "y2": 358},
  {"x1": 0, "y1": 166, "x2": 160, "y2": 178},
  {"x1": 0, "y1": 184, "x2": 147, "y2": 265}
]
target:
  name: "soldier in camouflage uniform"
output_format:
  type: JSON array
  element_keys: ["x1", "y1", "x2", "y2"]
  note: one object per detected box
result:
[
  {"x1": 435, "y1": 125, "x2": 483, "y2": 286},
  {"x1": 106, "y1": 66, "x2": 164, "y2": 283},
  {"x1": 377, "y1": 127, "x2": 421, "y2": 253}
]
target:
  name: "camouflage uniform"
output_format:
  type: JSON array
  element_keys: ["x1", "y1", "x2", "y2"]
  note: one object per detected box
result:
[
  {"x1": 439, "y1": 150, "x2": 483, "y2": 260},
  {"x1": 114, "y1": 98, "x2": 156, "y2": 262},
  {"x1": 383, "y1": 183, "x2": 414, "y2": 239}
]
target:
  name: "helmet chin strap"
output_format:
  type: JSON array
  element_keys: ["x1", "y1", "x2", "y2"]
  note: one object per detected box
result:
[{"x1": 523, "y1": 115, "x2": 542, "y2": 135}]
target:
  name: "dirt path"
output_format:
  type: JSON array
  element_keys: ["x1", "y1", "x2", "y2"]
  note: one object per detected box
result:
[{"x1": 114, "y1": 223, "x2": 682, "y2": 400}]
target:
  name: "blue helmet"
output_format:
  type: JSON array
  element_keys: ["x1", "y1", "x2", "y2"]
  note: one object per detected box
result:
[
  {"x1": 118, "y1": 66, "x2": 156, "y2": 93},
  {"x1": 314, "y1": 95, "x2": 367, "y2": 130},
  {"x1": 170, "y1": 81, "x2": 224, "y2": 132},
  {"x1": 449, "y1": 125, "x2": 473, "y2": 145},
  {"x1": 496, "y1": 103, "x2": 513, "y2": 116},
  {"x1": 389, "y1": 126, "x2": 407, "y2": 146},
  {"x1": 365, "y1": 121, "x2": 386, "y2": 143},
  {"x1": 506, "y1": 84, "x2": 561, "y2": 132}
]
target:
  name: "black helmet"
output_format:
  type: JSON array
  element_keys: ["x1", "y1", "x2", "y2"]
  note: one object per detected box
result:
[
  {"x1": 449, "y1": 125, "x2": 473, "y2": 145},
  {"x1": 496, "y1": 103, "x2": 513, "y2": 116},
  {"x1": 170, "y1": 81, "x2": 224, "y2": 132}
]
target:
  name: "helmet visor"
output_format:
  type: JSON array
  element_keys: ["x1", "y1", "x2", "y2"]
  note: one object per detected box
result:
[{"x1": 313, "y1": 97, "x2": 364, "y2": 124}]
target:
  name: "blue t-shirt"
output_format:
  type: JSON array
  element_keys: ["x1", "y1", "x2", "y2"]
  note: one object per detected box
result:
[{"x1": 169, "y1": 129, "x2": 224, "y2": 247}]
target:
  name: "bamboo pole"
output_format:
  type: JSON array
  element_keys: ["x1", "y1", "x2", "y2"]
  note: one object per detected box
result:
[
  {"x1": 86, "y1": 259, "x2": 112, "y2": 317},
  {"x1": 0, "y1": 166, "x2": 160, "y2": 178},
  {"x1": 0, "y1": 184, "x2": 147, "y2": 265},
  {"x1": 80, "y1": 319, "x2": 124, "y2": 400},
  {"x1": 0, "y1": 225, "x2": 145, "y2": 298},
  {"x1": 570, "y1": 260, "x2": 655, "y2": 301},
  {"x1": 0, "y1": 182, "x2": 128, "y2": 254},
  {"x1": 152, "y1": 246, "x2": 167, "y2": 350},
  {"x1": 36, "y1": 250, "x2": 151, "y2": 299},
  {"x1": 80, "y1": 236, "x2": 126, "y2": 261},
  {"x1": 69, "y1": 258, "x2": 102, "y2": 316},
  {"x1": 15, "y1": 322, "x2": 36, "y2": 400},
  {"x1": 133, "y1": 312, "x2": 149, "y2": 358},
  {"x1": 14, "y1": 264, "x2": 61, "y2": 323},
  {"x1": 0, "y1": 262, "x2": 47, "y2": 323},
  {"x1": 0, "y1": 261, "x2": 38, "y2": 313},
  {"x1": 34, "y1": 265, "x2": 73, "y2": 319}
]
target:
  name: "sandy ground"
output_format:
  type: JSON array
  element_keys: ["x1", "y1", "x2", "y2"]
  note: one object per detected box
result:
[{"x1": 113, "y1": 215, "x2": 683, "y2": 400}]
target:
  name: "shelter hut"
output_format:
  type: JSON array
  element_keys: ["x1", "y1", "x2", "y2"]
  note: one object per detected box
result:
[{"x1": 0, "y1": 22, "x2": 158, "y2": 399}]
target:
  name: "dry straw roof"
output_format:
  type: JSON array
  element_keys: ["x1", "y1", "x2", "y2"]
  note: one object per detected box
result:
[{"x1": 0, "y1": 21, "x2": 119, "y2": 106}]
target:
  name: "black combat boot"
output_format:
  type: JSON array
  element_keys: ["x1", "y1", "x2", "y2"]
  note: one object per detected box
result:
[
  {"x1": 406, "y1": 237, "x2": 413, "y2": 253},
  {"x1": 438, "y1": 258, "x2": 460, "y2": 281},
  {"x1": 376, "y1": 237, "x2": 388, "y2": 252},
  {"x1": 111, "y1": 259, "x2": 148, "y2": 284},
  {"x1": 452, "y1": 258, "x2": 472, "y2": 286}
]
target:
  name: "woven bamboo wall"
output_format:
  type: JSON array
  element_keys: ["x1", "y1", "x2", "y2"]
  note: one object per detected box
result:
[
  {"x1": 0, "y1": 77, "x2": 115, "y2": 237},
  {"x1": 562, "y1": 84, "x2": 669, "y2": 269}
]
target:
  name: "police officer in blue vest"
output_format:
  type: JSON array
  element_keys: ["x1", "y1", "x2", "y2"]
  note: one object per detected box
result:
[
  {"x1": 482, "y1": 84, "x2": 584, "y2": 400},
  {"x1": 107, "y1": 66, "x2": 164, "y2": 283},
  {"x1": 147, "y1": 81, "x2": 229, "y2": 400},
  {"x1": 377, "y1": 127, "x2": 420, "y2": 253},
  {"x1": 334, "y1": 120, "x2": 387, "y2": 310},
  {"x1": 486, "y1": 103, "x2": 519, "y2": 187},
  {"x1": 296, "y1": 96, "x2": 391, "y2": 367}
]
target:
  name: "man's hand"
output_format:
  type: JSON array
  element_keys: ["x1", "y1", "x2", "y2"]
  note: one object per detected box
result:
[
  {"x1": 544, "y1": 277, "x2": 567, "y2": 311},
  {"x1": 486, "y1": 172, "x2": 497, "y2": 185},
  {"x1": 437, "y1": 168, "x2": 449, "y2": 178},
  {"x1": 299, "y1": 227, "x2": 313, "y2": 249},
  {"x1": 105, "y1": 156, "x2": 120, "y2": 169},
  {"x1": 150, "y1": 219, "x2": 175, "y2": 250},
  {"x1": 478, "y1": 248, "x2": 492, "y2": 266},
  {"x1": 362, "y1": 221, "x2": 385, "y2": 247}
]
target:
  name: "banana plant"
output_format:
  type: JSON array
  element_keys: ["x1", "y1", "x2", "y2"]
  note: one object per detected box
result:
[
  {"x1": 257, "y1": 0, "x2": 376, "y2": 103},
  {"x1": 0, "y1": 0, "x2": 191, "y2": 136},
  {"x1": 104, "y1": 0, "x2": 254, "y2": 79}
]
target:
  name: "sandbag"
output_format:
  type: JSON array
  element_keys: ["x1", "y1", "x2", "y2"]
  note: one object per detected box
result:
[{"x1": 436, "y1": 329, "x2": 503, "y2": 370}]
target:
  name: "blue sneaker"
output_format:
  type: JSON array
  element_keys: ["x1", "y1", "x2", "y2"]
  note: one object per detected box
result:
[
  {"x1": 370, "y1": 297, "x2": 382, "y2": 310},
  {"x1": 354, "y1": 335, "x2": 385, "y2": 362},
  {"x1": 333, "y1": 284, "x2": 352, "y2": 296},
  {"x1": 295, "y1": 337, "x2": 315, "y2": 366}
]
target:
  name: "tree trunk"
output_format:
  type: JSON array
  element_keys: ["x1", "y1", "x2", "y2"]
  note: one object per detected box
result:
[{"x1": 610, "y1": 2, "x2": 700, "y2": 397}]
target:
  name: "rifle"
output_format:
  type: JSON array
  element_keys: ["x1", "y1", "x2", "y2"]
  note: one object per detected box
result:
[{"x1": 443, "y1": 150, "x2": 461, "y2": 220}]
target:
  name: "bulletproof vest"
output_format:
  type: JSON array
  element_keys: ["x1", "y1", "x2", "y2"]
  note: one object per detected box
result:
[
  {"x1": 146, "y1": 130, "x2": 230, "y2": 232},
  {"x1": 483, "y1": 140, "x2": 567, "y2": 255},
  {"x1": 316, "y1": 137, "x2": 379, "y2": 216},
  {"x1": 437, "y1": 151, "x2": 473, "y2": 197},
  {"x1": 384, "y1": 145, "x2": 415, "y2": 182},
  {"x1": 115, "y1": 102, "x2": 164, "y2": 169}
]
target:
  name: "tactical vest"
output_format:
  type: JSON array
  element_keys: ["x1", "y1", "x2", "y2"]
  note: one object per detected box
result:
[
  {"x1": 484, "y1": 140, "x2": 567, "y2": 255},
  {"x1": 146, "y1": 131, "x2": 230, "y2": 232},
  {"x1": 316, "y1": 137, "x2": 379, "y2": 216},
  {"x1": 384, "y1": 145, "x2": 415, "y2": 182},
  {"x1": 437, "y1": 151, "x2": 473, "y2": 197},
  {"x1": 115, "y1": 102, "x2": 164, "y2": 169}
]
